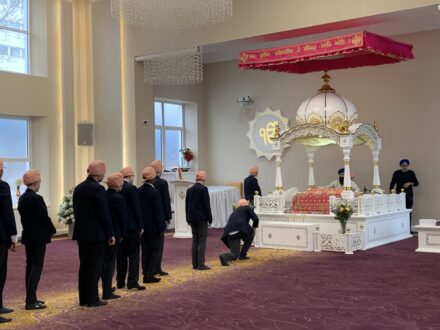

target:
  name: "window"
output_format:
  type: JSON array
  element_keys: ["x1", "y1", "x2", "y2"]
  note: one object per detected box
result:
[
  {"x1": 154, "y1": 101, "x2": 184, "y2": 169},
  {"x1": 0, "y1": 116, "x2": 30, "y2": 206},
  {"x1": 0, "y1": 0, "x2": 29, "y2": 74}
]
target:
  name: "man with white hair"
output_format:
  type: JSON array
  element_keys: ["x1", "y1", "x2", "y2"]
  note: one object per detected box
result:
[
  {"x1": 185, "y1": 170, "x2": 212, "y2": 270},
  {"x1": 219, "y1": 199, "x2": 259, "y2": 266},
  {"x1": 0, "y1": 160, "x2": 17, "y2": 323},
  {"x1": 244, "y1": 166, "x2": 262, "y2": 203},
  {"x1": 73, "y1": 160, "x2": 115, "y2": 307}
]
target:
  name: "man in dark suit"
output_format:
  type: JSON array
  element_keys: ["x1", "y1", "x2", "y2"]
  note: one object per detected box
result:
[
  {"x1": 150, "y1": 160, "x2": 171, "y2": 276},
  {"x1": 18, "y1": 170, "x2": 56, "y2": 310},
  {"x1": 0, "y1": 160, "x2": 17, "y2": 323},
  {"x1": 185, "y1": 170, "x2": 212, "y2": 271},
  {"x1": 219, "y1": 199, "x2": 259, "y2": 266},
  {"x1": 244, "y1": 166, "x2": 261, "y2": 204},
  {"x1": 116, "y1": 166, "x2": 145, "y2": 291},
  {"x1": 138, "y1": 166, "x2": 166, "y2": 283},
  {"x1": 101, "y1": 172, "x2": 127, "y2": 300},
  {"x1": 73, "y1": 160, "x2": 115, "y2": 307}
]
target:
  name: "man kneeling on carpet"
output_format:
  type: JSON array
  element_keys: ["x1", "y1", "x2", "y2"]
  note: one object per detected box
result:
[{"x1": 219, "y1": 199, "x2": 259, "y2": 266}]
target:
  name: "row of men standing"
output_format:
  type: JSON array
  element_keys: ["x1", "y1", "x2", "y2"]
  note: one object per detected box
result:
[{"x1": 73, "y1": 160, "x2": 172, "y2": 307}]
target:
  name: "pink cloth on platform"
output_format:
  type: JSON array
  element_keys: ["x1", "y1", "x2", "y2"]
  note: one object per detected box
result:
[{"x1": 292, "y1": 188, "x2": 342, "y2": 214}]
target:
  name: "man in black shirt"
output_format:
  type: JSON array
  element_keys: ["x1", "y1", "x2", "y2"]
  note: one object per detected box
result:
[
  {"x1": 244, "y1": 166, "x2": 261, "y2": 204},
  {"x1": 389, "y1": 159, "x2": 419, "y2": 233}
]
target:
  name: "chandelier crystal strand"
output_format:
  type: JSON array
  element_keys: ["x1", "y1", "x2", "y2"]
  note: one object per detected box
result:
[
  {"x1": 143, "y1": 47, "x2": 203, "y2": 85},
  {"x1": 111, "y1": 0, "x2": 233, "y2": 29}
]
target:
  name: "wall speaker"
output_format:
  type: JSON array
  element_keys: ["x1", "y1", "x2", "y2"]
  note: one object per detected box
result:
[{"x1": 77, "y1": 123, "x2": 94, "y2": 146}]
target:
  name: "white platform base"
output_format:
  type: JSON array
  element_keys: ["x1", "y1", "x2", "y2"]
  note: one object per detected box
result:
[
  {"x1": 255, "y1": 209, "x2": 411, "y2": 253},
  {"x1": 173, "y1": 232, "x2": 192, "y2": 239},
  {"x1": 415, "y1": 225, "x2": 440, "y2": 253}
]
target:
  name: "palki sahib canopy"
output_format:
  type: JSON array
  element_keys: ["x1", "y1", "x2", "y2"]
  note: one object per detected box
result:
[{"x1": 239, "y1": 31, "x2": 414, "y2": 74}]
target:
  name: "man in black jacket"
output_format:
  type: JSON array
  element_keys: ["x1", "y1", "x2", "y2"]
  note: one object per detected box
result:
[
  {"x1": 185, "y1": 170, "x2": 212, "y2": 270},
  {"x1": 116, "y1": 166, "x2": 145, "y2": 291},
  {"x1": 73, "y1": 160, "x2": 115, "y2": 307},
  {"x1": 389, "y1": 159, "x2": 419, "y2": 233},
  {"x1": 244, "y1": 166, "x2": 261, "y2": 204},
  {"x1": 18, "y1": 170, "x2": 56, "y2": 310},
  {"x1": 0, "y1": 160, "x2": 17, "y2": 323},
  {"x1": 219, "y1": 199, "x2": 259, "y2": 266},
  {"x1": 101, "y1": 172, "x2": 127, "y2": 300},
  {"x1": 150, "y1": 160, "x2": 171, "y2": 276},
  {"x1": 138, "y1": 166, "x2": 166, "y2": 283}
]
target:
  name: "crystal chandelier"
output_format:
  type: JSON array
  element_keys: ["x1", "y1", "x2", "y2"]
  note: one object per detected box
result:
[
  {"x1": 143, "y1": 47, "x2": 203, "y2": 85},
  {"x1": 111, "y1": 0, "x2": 233, "y2": 85},
  {"x1": 110, "y1": 0, "x2": 233, "y2": 29}
]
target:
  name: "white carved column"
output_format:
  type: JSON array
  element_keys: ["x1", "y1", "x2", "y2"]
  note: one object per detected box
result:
[
  {"x1": 305, "y1": 146, "x2": 318, "y2": 188},
  {"x1": 340, "y1": 136, "x2": 354, "y2": 199},
  {"x1": 372, "y1": 149, "x2": 381, "y2": 192},
  {"x1": 273, "y1": 140, "x2": 283, "y2": 192}
]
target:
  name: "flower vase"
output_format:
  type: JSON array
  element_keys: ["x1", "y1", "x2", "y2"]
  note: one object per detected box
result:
[
  {"x1": 68, "y1": 223, "x2": 74, "y2": 238},
  {"x1": 339, "y1": 220, "x2": 347, "y2": 234}
]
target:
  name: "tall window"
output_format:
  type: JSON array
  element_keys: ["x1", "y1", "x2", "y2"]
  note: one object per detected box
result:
[
  {"x1": 154, "y1": 101, "x2": 184, "y2": 169},
  {"x1": 0, "y1": 0, "x2": 29, "y2": 74},
  {"x1": 0, "y1": 116, "x2": 30, "y2": 205}
]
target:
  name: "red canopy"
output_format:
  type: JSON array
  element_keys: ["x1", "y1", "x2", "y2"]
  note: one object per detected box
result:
[{"x1": 239, "y1": 31, "x2": 414, "y2": 74}]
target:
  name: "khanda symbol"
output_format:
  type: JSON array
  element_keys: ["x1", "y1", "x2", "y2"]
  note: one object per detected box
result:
[{"x1": 259, "y1": 120, "x2": 279, "y2": 145}]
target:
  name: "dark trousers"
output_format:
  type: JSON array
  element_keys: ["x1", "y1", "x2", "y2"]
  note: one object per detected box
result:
[
  {"x1": 116, "y1": 231, "x2": 141, "y2": 287},
  {"x1": 77, "y1": 241, "x2": 105, "y2": 306},
  {"x1": 190, "y1": 222, "x2": 208, "y2": 269},
  {"x1": 155, "y1": 233, "x2": 165, "y2": 274},
  {"x1": 406, "y1": 195, "x2": 414, "y2": 230},
  {"x1": 24, "y1": 244, "x2": 46, "y2": 305},
  {"x1": 219, "y1": 232, "x2": 254, "y2": 263},
  {"x1": 0, "y1": 241, "x2": 8, "y2": 308},
  {"x1": 141, "y1": 233, "x2": 161, "y2": 277},
  {"x1": 101, "y1": 240, "x2": 119, "y2": 298}
]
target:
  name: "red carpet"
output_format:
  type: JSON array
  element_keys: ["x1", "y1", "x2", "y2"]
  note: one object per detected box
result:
[{"x1": 2, "y1": 230, "x2": 440, "y2": 329}]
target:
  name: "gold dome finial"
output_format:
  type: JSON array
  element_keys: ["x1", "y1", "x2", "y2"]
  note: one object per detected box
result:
[{"x1": 318, "y1": 71, "x2": 335, "y2": 94}]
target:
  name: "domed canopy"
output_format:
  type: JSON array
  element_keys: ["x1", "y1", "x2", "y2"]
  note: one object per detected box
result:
[{"x1": 296, "y1": 73, "x2": 358, "y2": 133}]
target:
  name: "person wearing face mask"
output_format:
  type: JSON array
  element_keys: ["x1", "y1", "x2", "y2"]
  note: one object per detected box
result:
[
  {"x1": 18, "y1": 170, "x2": 56, "y2": 310},
  {"x1": 101, "y1": 172, "x2": 127, "y2": 300},
  {"x1": 326, "y1": 168, "x2": 360, "y2": 192},
  {"x1": 389, "y1": 159, "x2": 419, "y2": 233}
]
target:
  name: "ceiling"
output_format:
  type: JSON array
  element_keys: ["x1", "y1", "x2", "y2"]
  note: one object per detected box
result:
[{"x1": 202, "y1": 4, "x2": 440, "y2": 64}]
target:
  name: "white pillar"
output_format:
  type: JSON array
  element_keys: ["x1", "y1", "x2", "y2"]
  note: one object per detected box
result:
[
  {"x1": 275, "y1": 154, "x2": 283, "y2": 192},
  {"x1": 339, "y1": 136, "x2": 354, "y2": 200},
  {"x1": 372, "y1": 149, "x2": 381, "y2": 192},
  {"x1": 170, "y1": 180, "x2": 193, "y2": 238},
  {"x1": 305, "y1": 146, "x2": 318, "y2": 187}
]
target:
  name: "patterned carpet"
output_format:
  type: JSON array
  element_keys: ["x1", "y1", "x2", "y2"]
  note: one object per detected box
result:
[{"x1": 2, "y1": 230, "x2": 440, "y2": 329}]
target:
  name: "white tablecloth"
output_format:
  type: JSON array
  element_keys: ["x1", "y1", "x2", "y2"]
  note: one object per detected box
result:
[{"x1": 207, "y1": 186, "x2": 241, "y2": 228}]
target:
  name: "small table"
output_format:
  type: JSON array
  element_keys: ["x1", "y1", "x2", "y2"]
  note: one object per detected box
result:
[{"x1": 208, "y1": 186, "x2": 241, "y2": 228}]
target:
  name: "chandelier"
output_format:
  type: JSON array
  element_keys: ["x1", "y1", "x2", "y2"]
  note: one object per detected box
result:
[
  {"x1": 110, "y1": 0, "x2": 233, "y2": 29},
  {"x1": 111, "y1": 0, "x2": 233, "y2": 85}
]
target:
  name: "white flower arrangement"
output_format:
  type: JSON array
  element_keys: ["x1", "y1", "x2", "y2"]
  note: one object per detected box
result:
[{"x1": 57, "y1": 189, "x2": 74, "y2": 225}]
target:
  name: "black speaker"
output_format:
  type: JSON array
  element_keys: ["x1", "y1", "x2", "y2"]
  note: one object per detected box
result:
[{"x1": 77, "y1": 123, "x2": 94, "y2": 146}]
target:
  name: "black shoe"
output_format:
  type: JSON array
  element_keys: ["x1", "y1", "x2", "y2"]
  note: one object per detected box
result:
[
  {"x1": 239, "y1": 255, "x2": 250, "y2": 260},
  {"x1": 158, "y1": 270, "x2": 169, "y2": 276},
  {"x1": 143, "y1": 276, "x2": 161, "y2": 283},
  {"x1": 102, "y1": 293, "x2": 121, "y2": 300},
  {"x1": 192, "y1": 266, "x2": 198, "y2": 270},
  {"x1": 87, "y1": 300, "x2": 108, "y2": 308},
  {"x1": 0, "y1": 316, "x2": 11, "y2": 323},
  {"x1": 111, "y1": 287, "x2": 116, "y2": 292},
  {"x1": 25, "y1": 302, "x2": 47, "y2": 310},
  {"x1": 127, "y1": 283, "x2": 146, "y2": 291},
  {"x1": 37, "y1": 300, "x2": 45, "y2": 305},
  {"x1": 116, "y1": 282, "x2": 125, "y2": 289},
  {"x1": 0, "y1": 307, "x2": 13, "y2": 314},
  {"x1": 219, "y1": 256, "x2": 230, "y2": 266},
  {"x1": 198, "y1": 265, "x2": 211, "y2": 271}
]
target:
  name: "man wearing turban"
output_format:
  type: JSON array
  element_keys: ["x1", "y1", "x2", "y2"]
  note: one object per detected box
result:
[
  {"x1": 100, "y1": 172, "x2": 127, "y2": 300},
  {"x1": 326, "y1": 168, "x2": 360, "y2": 192},
  {"x1": 72, "y1": 160, "x2": 115, "y2": 307},
  {"x1": 244, "y1": 167, "x2": 262, "y2": 204},
  {"x1": 150, "y1": 160, "x2": 171, "y2": 276},
  {"x1": 0, "y1": 160, "x2": 17, "y2": 323},
  {"x1": 219, "y1": 199, "x2": 259, "y2": 266},
  {"x1": 138, "y1": 166, "x2": 166, "y2": 283},
  {"x1": 116, "y1": 167, "x2": 145, "y2": 291},
  {"x1": 18, "y1": 170, "x2": 56, "y2": 310},
  {"x1": 389, "y1": 159, "x2": 419, "y2": 233},
  {"x1": 185, "y1": 170, "x2": 212, "y2": 270}
]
